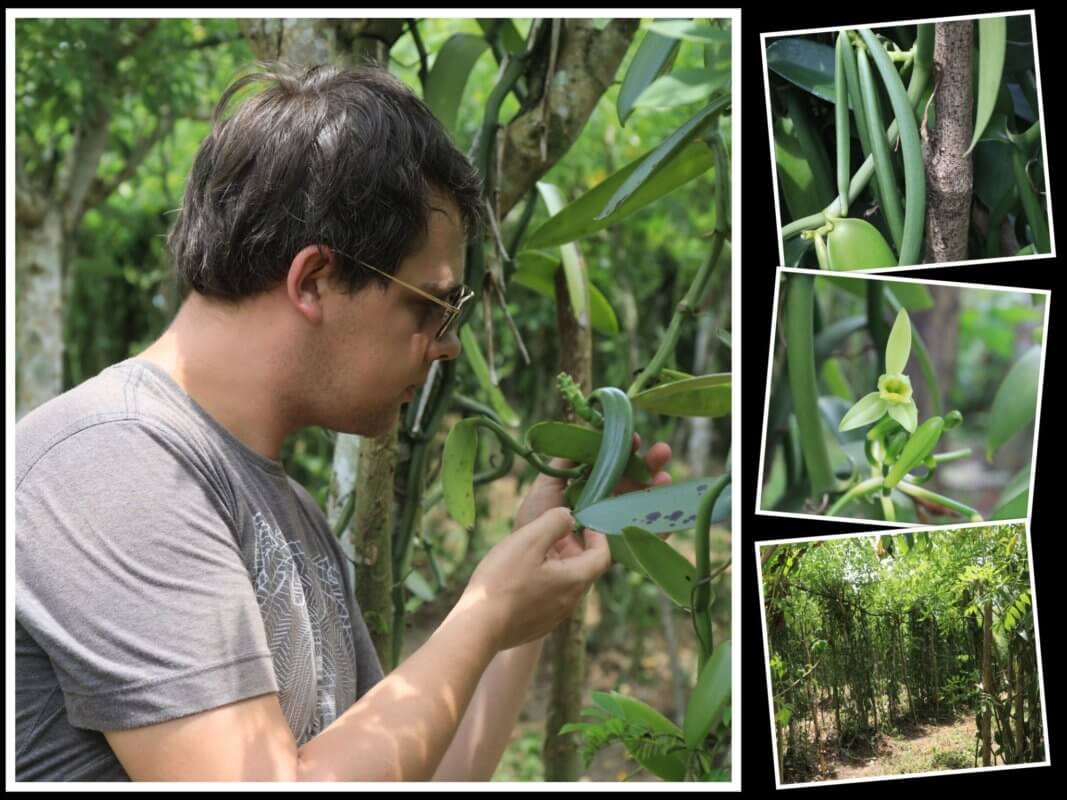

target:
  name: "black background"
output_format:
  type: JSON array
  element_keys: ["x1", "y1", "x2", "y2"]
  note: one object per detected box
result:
[{"x1": 740, "y1": 7, "x2": 1060, "y2": 793}]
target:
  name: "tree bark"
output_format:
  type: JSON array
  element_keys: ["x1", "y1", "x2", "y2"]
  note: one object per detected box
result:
[
  {"x1": 238, "y1": 18, "x2": 406, "y2": 66},
  {"x1": 923, "y1": 21, "x2": 974, "y2": 264},
  {"x1": 352, "y1": 429, "x2": 399, "y2": 671},
  {"x1": 543, "y1": 266, "x2": 593, "y2": 780},
  {"x1": 16, "y1": 208, "x2": 66, "y2": 419},
  {"x1": 496, "y1": 20, "x2": 639, "y2": 216}
]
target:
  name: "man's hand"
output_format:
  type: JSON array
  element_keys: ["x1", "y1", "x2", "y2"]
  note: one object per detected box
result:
[
  {"x1": 451, "y1": 507, "x2": 611, "y2": 652},
  {"x1": 515, "y1": 435, "x2": 673, "y2": 533}
]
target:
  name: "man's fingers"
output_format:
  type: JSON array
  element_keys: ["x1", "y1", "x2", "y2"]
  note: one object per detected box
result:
[
  {"x1": 644, "y1": 442, "x2": 672, "y2": 475},
  {"x1": 523, "y1": 506, "x2": 577, "y2": 552},
  {"x1": 566, "y1": 528, "x2": 611, "y2": 579},
  {"x1": 546, "y1": 456, "x2": 577, "y2": 470}
]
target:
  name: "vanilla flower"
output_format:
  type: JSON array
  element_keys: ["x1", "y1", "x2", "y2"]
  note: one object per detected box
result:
[{"x1": 839, "y1": 308, "x2": 919, "y2": 433}]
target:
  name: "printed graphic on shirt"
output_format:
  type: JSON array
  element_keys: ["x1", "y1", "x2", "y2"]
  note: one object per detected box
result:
[{"x1": 252, "y1": 512, "x2": 357, "y2": 745}]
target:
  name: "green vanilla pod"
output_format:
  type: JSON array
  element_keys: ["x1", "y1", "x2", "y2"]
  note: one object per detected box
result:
[
  {"x1": 857, "y1": 44, "x2": 904, "y2": 251},
  {"x1": 573, "y1": 387, "x2": 634, "y2": 513},
  {"x1": 834, "y1": 32, "x2": 852, "y2": 217},
  {"x1": 884, "y1": 416, "x2": 943, "y2": 489},
  {"x1": 858, "y1": 28, "x2": 925, "y2": 266},
  {"x1": 826, "y1": 217, "x2": 897, "y2": 270}
]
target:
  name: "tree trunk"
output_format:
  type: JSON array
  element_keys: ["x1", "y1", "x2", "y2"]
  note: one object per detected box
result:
[
  {"x1": 543, "y1": 266, "x2": 592, "y2": 780},
  {"x1": 981, "y1": 599, "x2": 993, "y2": 766},
  {"x1": 16, "y1": 208, "x2": 66, "y2": 419},
  {"x1": 686, "y1": 312, "x2": 716, "y2": 477},
  {"x1": 929, "y1": 618, "x2": 940, "y2": 718},
  {"x1": 351, "y1": 430, "x2": 398, "y2": 671},
  {"x1": 923, "y1": 21, "x2": 974, "y2": 264},
  {"x1": 802, "y1": 628, "x2": 821, "y2": 762},
  {"x1": 497, "y1": 20, "x2": 639, "y2": 215}
]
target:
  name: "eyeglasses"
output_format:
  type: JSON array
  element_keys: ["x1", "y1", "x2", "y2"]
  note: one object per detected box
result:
[{"x1": 331, "y1": 249, "x2": 474, "y2": 340}]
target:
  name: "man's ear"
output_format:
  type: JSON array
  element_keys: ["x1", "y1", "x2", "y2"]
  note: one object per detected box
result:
[{"x1": 286, "y1": 245, "x2": 335, "y2": 324}]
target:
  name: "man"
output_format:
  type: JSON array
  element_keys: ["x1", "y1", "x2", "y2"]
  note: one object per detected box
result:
[{"x1": 16, "y1": 63, "x2": 670, "y2": 781}]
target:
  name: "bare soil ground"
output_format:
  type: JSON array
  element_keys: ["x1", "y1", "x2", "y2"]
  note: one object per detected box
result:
[
  {"x1": 786, "y1": 716, "x2": 978, "y2": 783},
  {"x1": 828, "y1": 717, "x2": 975, "y2": 779}
]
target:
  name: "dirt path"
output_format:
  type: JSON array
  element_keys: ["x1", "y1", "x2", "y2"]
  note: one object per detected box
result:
[{"x1": 828, "y1": 717, "x2": 975, "y2": 780}]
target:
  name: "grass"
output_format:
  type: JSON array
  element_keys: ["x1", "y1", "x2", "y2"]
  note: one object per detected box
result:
[{"x1": 828, "y1": 716, "x2": 976, "y2": 780}]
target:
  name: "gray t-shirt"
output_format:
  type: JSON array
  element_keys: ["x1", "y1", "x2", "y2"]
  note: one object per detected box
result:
[{"x1": 16, "y1": 359, "x2": 384, "y2": 781}]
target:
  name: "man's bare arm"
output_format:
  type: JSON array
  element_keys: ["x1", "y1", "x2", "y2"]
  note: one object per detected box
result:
[
  {"x1": 432, "y1": 637, "x2": 546, "y2": 780},
  {"x1": 104, "y1": 508, "x2": 609, "y2": 781}
]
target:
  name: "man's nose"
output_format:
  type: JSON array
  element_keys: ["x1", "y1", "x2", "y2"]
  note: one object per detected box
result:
[{"x1": 428, "y1": 328, "x2": 462, "y2": 362}]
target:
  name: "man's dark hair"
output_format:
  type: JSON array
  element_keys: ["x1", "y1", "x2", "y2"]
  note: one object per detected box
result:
[{"x1": 168, "y1": 63, "x2": 485, "y2": 300}]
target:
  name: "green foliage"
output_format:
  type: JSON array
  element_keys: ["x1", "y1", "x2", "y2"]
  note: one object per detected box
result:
[
  {"x1": 561, "y1": 690, "x2": 728, "y2": 781},
  {"x1": 16, "y1": 19, "x2": 252, "y2": 389}
]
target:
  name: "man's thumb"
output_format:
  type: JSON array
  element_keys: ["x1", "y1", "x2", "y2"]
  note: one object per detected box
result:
[{"x1": 520, "y1": 506, "x2": 576, "y2": 550}]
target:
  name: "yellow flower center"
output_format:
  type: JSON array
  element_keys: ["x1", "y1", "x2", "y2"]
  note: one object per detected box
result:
[{"x1": 878, "y1": 373, "x2": 913, "y2": 405}]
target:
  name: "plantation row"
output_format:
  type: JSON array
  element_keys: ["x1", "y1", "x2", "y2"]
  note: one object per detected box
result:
[{"x1": 762, "y1": 524, "x2": 1041, "y2": 782}]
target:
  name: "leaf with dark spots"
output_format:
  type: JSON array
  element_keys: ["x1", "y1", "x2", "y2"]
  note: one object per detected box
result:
[{"x1": 575, "y1": 478, "x2": 730, "y2": 535}]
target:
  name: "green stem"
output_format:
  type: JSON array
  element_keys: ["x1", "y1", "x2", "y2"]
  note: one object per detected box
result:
[
  {"x1": 880, "y1": 492, "x2": 897, "y2": 522},
  {"x1": 628, "y1": 227, "x2": 726, "y2": 396},
  {"x1": 470, "y1": 415, "x2": 586, "y2": 479},
  {"x1": 813, "y1": 232, "x2": 830, "y2": 269},
  {"x1": 694, "y1": 475, "x2": 730, "y2": 674},
  {"x1": 896, "y1": 479, "x2": 983, "y2": 521},
  {"x1": 504, "y1": 188, "x2": 539, "y2": 282},
  {"x1": 932, "y1": 448, "x2": 971, "y2": 464},
  {"x1": 452, "y1": 392, "x2": 503, "y2": 424},
  {"x1": 470, "y1": 47, "x2": 532, "y2": 185},
  {"x1": 392, "y1": 360, "x2": 459, "y2": 666},
  {"x1": 827, "y1": 476, "x2": 883, "y2": 517}
]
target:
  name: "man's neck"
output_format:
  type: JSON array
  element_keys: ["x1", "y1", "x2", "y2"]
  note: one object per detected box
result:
[{"x1": 137, "y1": 294, "x2": 302, "y2": 460}]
